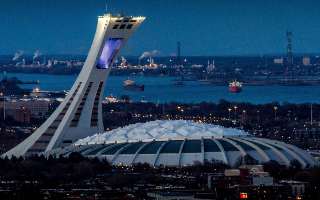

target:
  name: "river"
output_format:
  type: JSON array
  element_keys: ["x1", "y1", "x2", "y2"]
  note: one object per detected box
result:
[{"x1": 5, "y1": 73, "x2": 320, "y2": 104}]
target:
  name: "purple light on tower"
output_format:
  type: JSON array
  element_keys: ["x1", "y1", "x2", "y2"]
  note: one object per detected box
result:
[{"x1": 96, "y1": 38, "x2": 123, "y2": 69}]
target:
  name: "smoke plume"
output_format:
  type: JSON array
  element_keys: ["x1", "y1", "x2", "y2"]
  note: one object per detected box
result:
[
  {"x1": 139, "y1": 50, "x2": 160, "y2": 60},
  {"x1": 33, "y1": 50, "x2": 42, "y2": 60},
  {"x1": 12, "y1": 50, "x2": 24, "y2": 61}
]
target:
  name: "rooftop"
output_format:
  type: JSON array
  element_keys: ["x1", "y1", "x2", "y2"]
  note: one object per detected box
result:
[{"x1": 75, "y1": 120, "x2": 248, "y2": 145}]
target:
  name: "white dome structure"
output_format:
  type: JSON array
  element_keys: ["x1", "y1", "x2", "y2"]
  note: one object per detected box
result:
[
  {"x1": 53, "y1": 120, "x2": 316, "y2": 168},
  {"x1": 75, "y1": 120, "x2": 248, "y2": 145}
]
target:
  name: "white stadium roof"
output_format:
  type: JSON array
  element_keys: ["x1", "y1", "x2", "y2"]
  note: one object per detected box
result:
[
  {"x1": 53, "y1": 120, "x2": 316, "y2": 168},
  {"x1": 75, "y1": 120, "x2": 248, "y2": 145}
]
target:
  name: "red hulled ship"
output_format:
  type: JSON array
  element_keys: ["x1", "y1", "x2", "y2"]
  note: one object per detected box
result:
[{"x1": 229, "y1": 80, "x2": 242, "y2": 93}]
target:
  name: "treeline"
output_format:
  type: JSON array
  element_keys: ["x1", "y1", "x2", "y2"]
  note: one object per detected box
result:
[
  {"x1": 102, "y1": 100, "x2": 318, "y2": 129},
  {"x1": 0, "y1": 153, "x2": 319, "y2": 184},
  {"x1": 103, "y1": 100, "x2": 318, "y2": 122},
  {"x1": 0, "y1": 153, "x2": 319, "y2": 199},
  {"x1": 0, "y1": 153, "x2": 112, "y2": 185}
]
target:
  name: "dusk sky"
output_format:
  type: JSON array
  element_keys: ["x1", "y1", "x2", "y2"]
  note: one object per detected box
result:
[{"x1": 1, "y1": 0, "x2": 320, "y2": 56}]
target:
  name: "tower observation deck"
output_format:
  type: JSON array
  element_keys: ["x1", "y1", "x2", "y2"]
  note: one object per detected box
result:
[{"x1": 3, "y1": 14, "x2": 145, "y2": 158}]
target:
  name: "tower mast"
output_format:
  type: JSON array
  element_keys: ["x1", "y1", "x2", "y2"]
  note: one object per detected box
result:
[
  {"x1": 177, "y1": 41, "x2": 181, "y2": 66},
  {"x1": 105, "y1": 0, "x2": 108, "y2": 13},
  {"x1": 286, "y1": 31, "x2": 293, "y2": 79}
]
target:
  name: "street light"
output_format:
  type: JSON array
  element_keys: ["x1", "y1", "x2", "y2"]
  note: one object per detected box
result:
[
  {"x1": 228, "y1": 108, "x2": 232, "y2": 120},
  {"x1": 234, "y1": 106, "x2": 238, "y2": 120},
  {"x1": 0, "y1": 92, "x2": 4, "y2": 121},
  {"x1": 242, "y1": 110, "x2": 246, "y2": 123},
  {"x1": 273, "y1": 106, "x2": 278, "y2": 120}
]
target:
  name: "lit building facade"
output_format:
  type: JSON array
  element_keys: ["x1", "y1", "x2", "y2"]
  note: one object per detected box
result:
[{"x1": 0, "y1": 99, "x2": 50, "y2": 118}]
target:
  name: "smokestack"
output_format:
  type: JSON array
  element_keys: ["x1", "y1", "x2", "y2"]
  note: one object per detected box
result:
[{"x1": 177, "y1": 41, "x2": 181, "y2": 66}]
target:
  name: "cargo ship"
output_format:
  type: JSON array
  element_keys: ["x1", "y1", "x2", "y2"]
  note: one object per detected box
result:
[
  {"x1": 229, "y1": 80, "x2": 242, "y2": 93},
  {"x1": 173, "y1": 80, "x2": 185, "y2": 86},
  {"x1": 123, "y1": 79, "x2": 144, "y2": 91}
]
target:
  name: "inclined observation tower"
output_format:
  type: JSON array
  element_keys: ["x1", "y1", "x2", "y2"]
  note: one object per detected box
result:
[{"x1": 4, "y1": 14, "x2": 145, "y2": 158}]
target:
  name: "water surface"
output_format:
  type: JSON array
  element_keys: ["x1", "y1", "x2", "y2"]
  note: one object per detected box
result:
[{"x1": 6, "y1": 73, "x2": 320, "y2": 104}]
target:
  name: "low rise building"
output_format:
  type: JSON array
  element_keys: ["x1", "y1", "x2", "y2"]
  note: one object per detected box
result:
[
  {"x1": 14, "y1": 107, "x2": 31, "y2": 123},
  {"x1": 0, "y1": 98, "x2": 50, "y2": 119},
  {"x1": 280, "y1": 180, "x2": 306, "y2": 197}
]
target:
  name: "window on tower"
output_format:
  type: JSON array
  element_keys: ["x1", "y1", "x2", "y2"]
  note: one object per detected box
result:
[{"x1": 96, "y1": 38, "x2": 124, "y2": 69}]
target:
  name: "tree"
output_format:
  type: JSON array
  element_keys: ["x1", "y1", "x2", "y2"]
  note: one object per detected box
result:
[
  {"x1": 120, "y1": 95, "x2": 130, "y2": 103},
  {"x1": 290, "y1": 159, "x2": 302, "y2": 170},
  {"x1": 242, "y1": 154, "x2": 259, "y2": 165}
]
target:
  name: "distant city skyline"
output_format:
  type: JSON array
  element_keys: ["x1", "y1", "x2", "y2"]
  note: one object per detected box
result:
[{"x1": 1, "y1": 0, "x2": 320, "y2": 56}]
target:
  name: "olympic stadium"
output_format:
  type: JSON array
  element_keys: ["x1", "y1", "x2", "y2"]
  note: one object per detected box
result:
[
  {"x1": 51, "y1": 120, "x2": 316, "y2": 168},
  {"x1": 4, "y1": 13, "x2": 316, "y2": 169}
]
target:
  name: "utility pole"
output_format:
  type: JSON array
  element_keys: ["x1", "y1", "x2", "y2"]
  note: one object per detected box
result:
[{"x1": 310, "y1": 103, "x2": 313, "y2": 126}]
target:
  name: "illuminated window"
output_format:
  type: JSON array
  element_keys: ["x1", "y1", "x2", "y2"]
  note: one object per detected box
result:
[
  {"x1": 28, "y1": 82, "x2": 82, "y2": 154},
  {"x1": 91, "y1": 81, "x2": 103, "y2": 127},
  {"x1": 70, "y1": 82, "x2": 93, "y2": 127},
  {"x1": 96, "y1": 38, "x2": 123, "y2": 69},
  {"x1": 240, "y1": 192, "x2": 248, "y2": 199}
]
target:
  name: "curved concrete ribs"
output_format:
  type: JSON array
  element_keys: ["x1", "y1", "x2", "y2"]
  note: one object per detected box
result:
[{"x1": 3, "y1": 14, "x2": 145, "y2": 158}]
